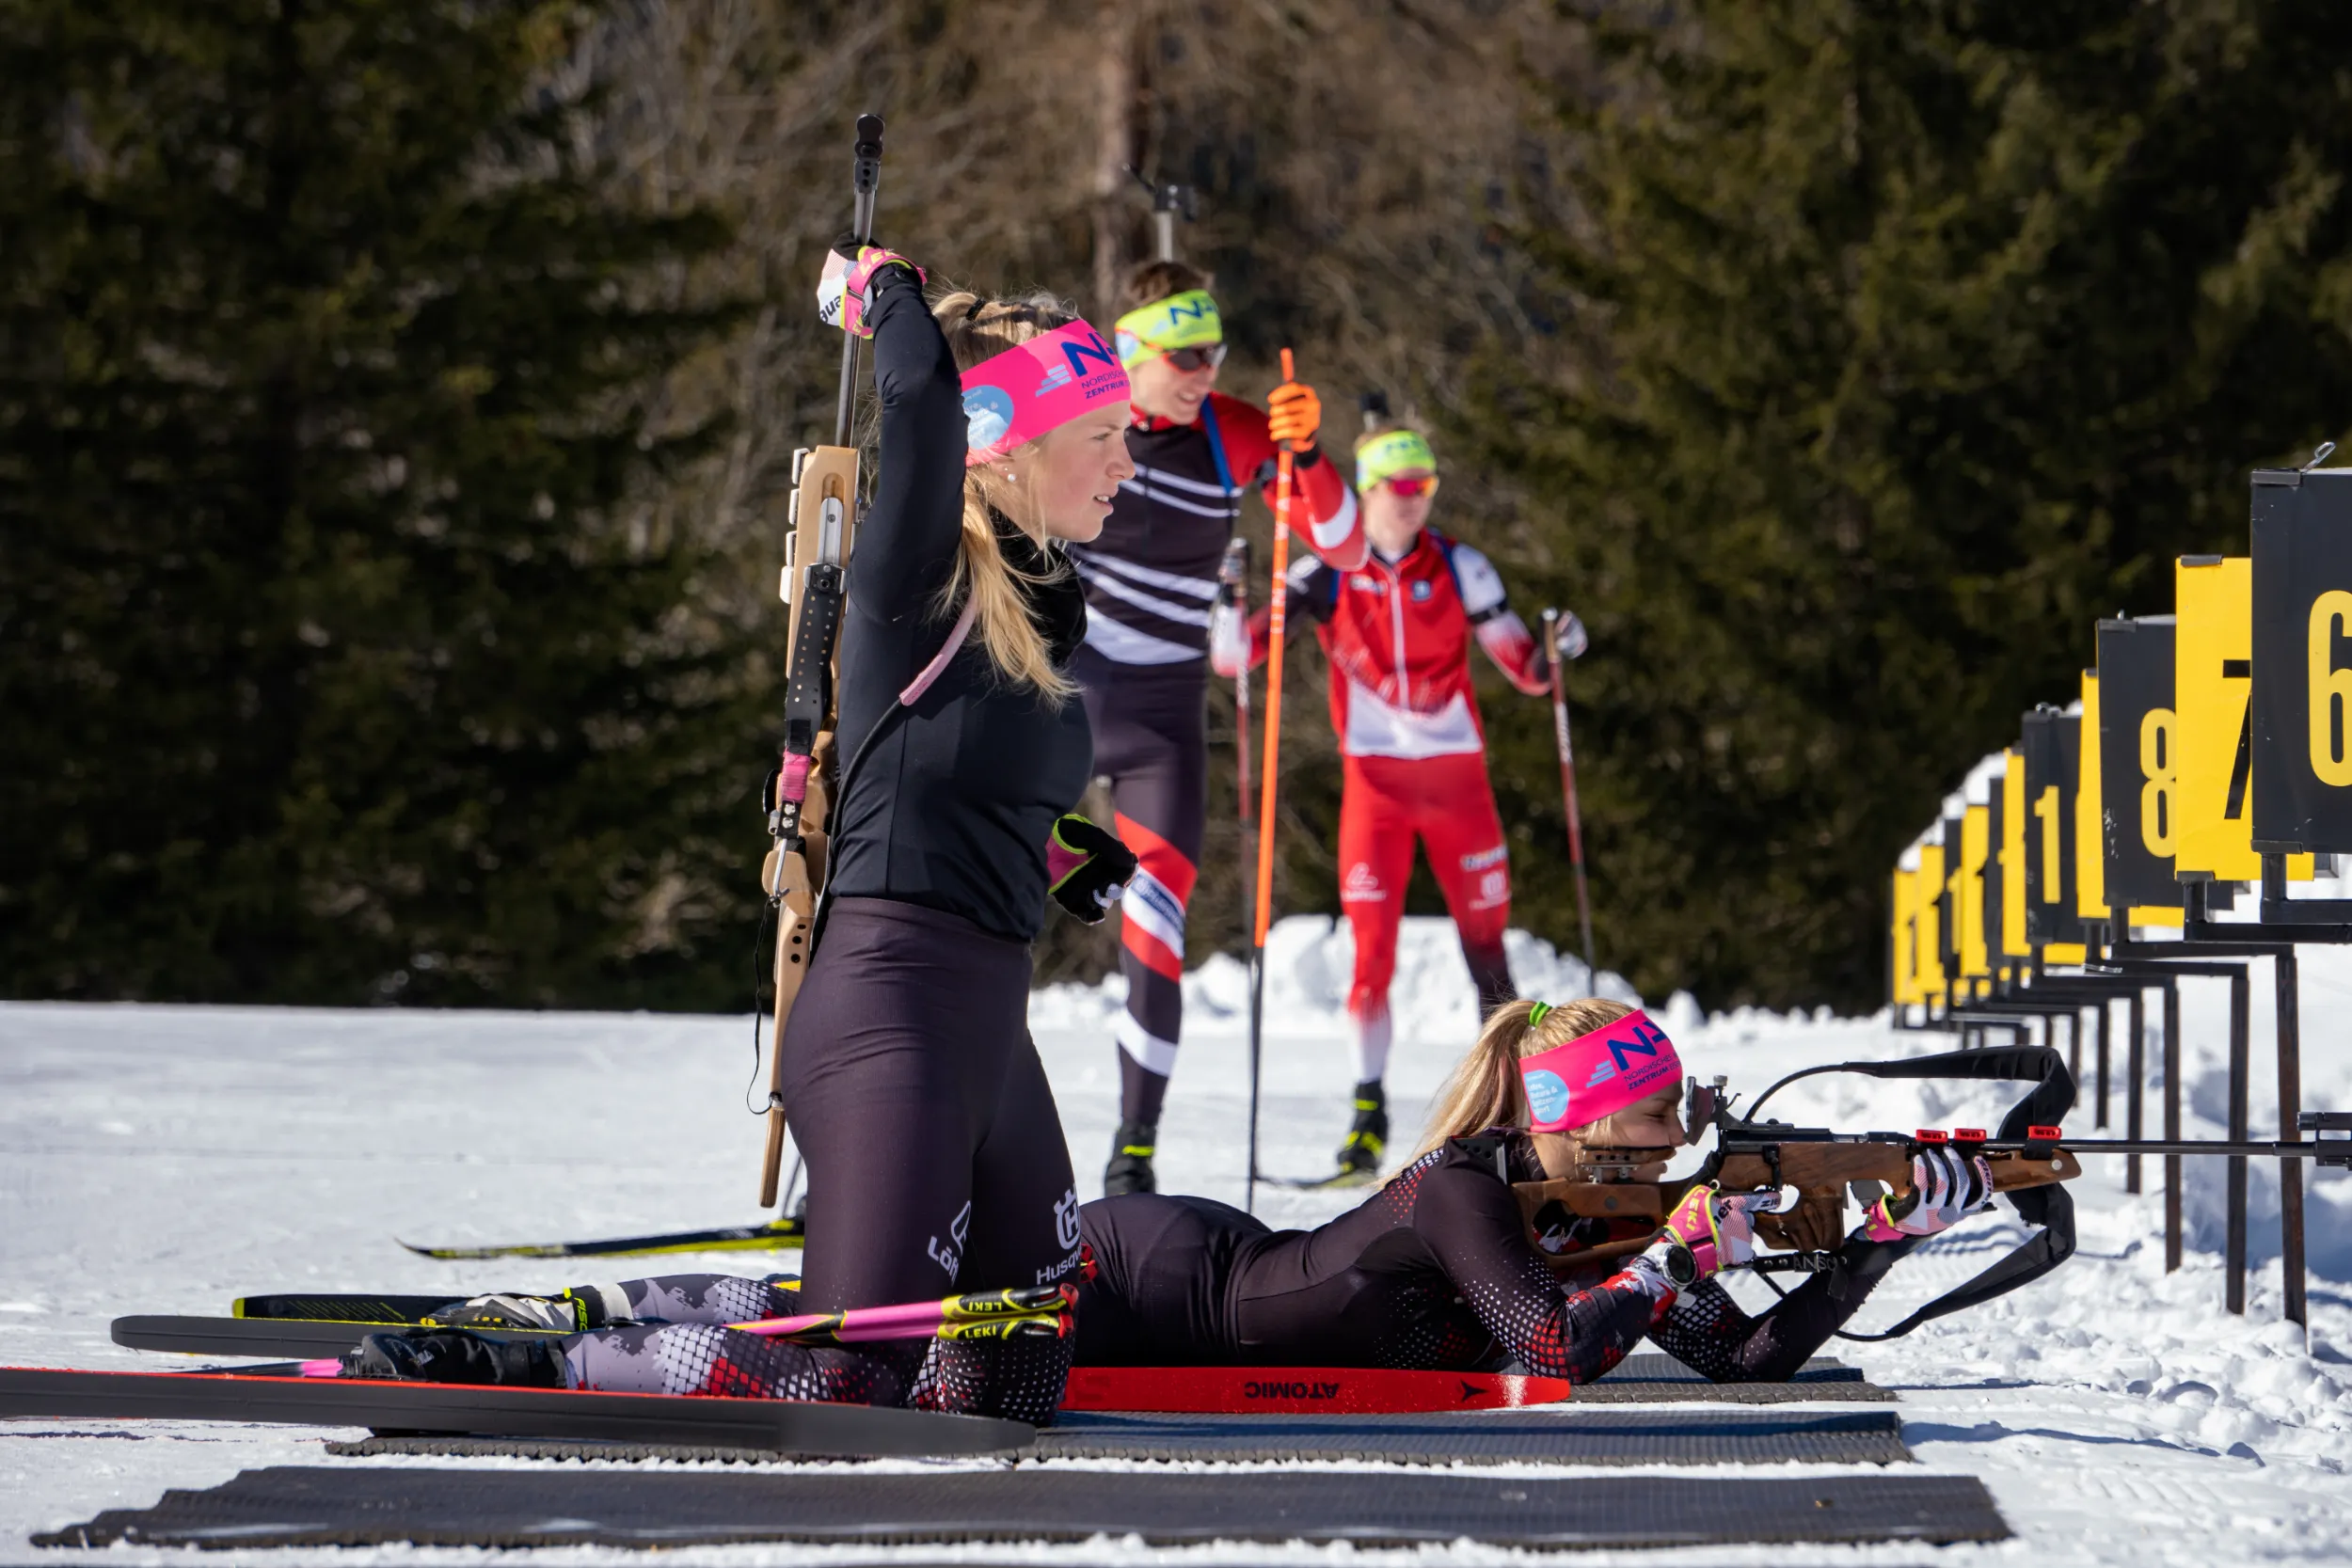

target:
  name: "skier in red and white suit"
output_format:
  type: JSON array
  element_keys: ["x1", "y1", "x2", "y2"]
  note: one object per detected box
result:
[{"x1": 1212, "y1": 423, "x2": 1581, "y2": 1180}]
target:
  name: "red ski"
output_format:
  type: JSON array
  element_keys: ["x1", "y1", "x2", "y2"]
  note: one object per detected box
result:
[{"x1": 1061, "y1": 1366, "x2": 1571, "y2": 1415}]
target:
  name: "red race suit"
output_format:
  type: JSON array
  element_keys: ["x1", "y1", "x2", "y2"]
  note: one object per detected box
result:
[{"x1": 1213, "y1": 527, "x2": 1548, "y2": 1078}]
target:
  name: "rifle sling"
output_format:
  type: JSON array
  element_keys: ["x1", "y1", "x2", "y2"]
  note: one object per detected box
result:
[{"x1": 1794, "y1": 1046, "x2": 2078, "y2": 1341}]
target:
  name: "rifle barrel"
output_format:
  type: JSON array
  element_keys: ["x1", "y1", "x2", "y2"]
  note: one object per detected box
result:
[{"x1": 2056, "y1": 1137, "x2": 2343, "y2": 1160}]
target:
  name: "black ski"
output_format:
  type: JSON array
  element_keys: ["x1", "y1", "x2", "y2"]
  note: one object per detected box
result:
[
  {"x1": 236, "y1": 1293, "x2": 476, "y2": 1323},
  {"x1": 0, "y1": 1365, "x2": 1032, "y2": 1456},
  {"x1": 396, "y1": 1216, "x2": 804, "y2": 1261},
  {"x1": 118, "y1": 1316, "x2": 565, "y2": 1360},
  {"x1": 1268, "y1": 1169, "x2": 1381, "y2": 1191}
]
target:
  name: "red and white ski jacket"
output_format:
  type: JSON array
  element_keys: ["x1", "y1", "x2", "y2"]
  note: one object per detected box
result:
[{"x1": 1212, "y1": 528, "x2": 1549, "y2": 760}]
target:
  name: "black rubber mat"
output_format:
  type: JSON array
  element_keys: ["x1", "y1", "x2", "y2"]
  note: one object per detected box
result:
[
  {"x1": 1572, "y1": 1352, "x2": 1892, "y2": 1402},
  {"x1": 1036, "y1": 1406, "x2": 1909, "y2": 1465},
  {"x1": 331, "y1": 1406, "x2": 1908, "y2": 1467},
  {"x1": 36, "y1": 1465, "x2": 2010, "y2": 1549},
  {"x1": 1604, "y1": 1352, "x2": 1862, "y2": 1382}
]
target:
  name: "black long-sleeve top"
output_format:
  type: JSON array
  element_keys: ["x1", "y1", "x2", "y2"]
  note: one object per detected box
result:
[
  {"x1": 821, "y1": 266, "x2": 1094, "y2": 942},
  {"x1": 1076, "y1": 1132, "x2": 1916, "y2": 1382}
]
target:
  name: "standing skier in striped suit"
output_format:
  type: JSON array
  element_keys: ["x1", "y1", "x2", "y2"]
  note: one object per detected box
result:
[{"x1": 1073, "y1": 261, "x2": 1366, "y2": 1196}]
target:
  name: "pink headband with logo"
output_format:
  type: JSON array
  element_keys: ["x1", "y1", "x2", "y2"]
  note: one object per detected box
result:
[
  {"x1": 1518, "y1": 1008, "x2": 1682, "y2": 1133},
  {"x1": 961, "y1": 321, "x2": 1132, "y2": 467}
]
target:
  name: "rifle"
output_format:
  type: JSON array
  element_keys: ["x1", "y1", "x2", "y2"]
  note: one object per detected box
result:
[
  {"x1": 755, "y1": 114, "x2": 885, "y2": 1209},
  {"x1": 1513, "y1": 1045, "x2": 2348, "y2": 1338}
]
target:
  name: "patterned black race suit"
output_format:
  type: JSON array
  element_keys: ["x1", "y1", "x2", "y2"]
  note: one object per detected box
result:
[
  {"x1": 1073, "y1": 1132, "x2": 1920, "y2": 1381},
  {"x1": 1072, "y1": 392, "x2": 1363, "y2": 1128}
]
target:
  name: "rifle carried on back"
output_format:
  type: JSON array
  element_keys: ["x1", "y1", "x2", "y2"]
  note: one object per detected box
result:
[
  {"x1": 755, "y1": 115, "x2": 886, "y2": 1209},
  {"x1": 1515, "y1": 1045, "x2": 2348, "y2": 1338}
]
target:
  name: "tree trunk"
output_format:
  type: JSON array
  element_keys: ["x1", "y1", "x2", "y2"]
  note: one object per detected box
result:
[{"x1": 1091, "y1": 0, "x2": 1139, "y2": 317}]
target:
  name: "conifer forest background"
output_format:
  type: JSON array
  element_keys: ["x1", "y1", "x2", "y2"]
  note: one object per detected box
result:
[{"x1": 11, "y1": 0, "x2": 2352, "y2": 1014}]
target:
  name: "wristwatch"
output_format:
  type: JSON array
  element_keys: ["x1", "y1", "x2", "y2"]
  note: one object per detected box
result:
[{"x1": 1656, "y1": 1241, "x2": 1699, "y2": 1291}]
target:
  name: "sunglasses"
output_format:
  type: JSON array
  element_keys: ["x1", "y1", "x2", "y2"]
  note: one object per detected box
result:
[
  {"x1": 1162, "y1": 343, "x2": 1228, "y2": 372},
  {"x1": 1381, "y1": 475, "x2": 1440, "y2": 499}
]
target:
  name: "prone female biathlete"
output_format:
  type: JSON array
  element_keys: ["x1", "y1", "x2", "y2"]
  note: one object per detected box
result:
[
  {"x1": 1076, "y1": 261, "x2": 1368, "y2": 1198},
  {"x1": 1211, "y1": 422, "x2": 1567, "y2": 1180},
  {"x1": 336, "y1": 248, "x2": 1141, "y2": 1421},
  {"x1": 1073, "y1": 998, "x2": 1994, "y2": 1383}
]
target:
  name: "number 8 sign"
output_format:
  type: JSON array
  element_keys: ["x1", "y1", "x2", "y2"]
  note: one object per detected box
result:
[{"x1": 2251, "y1": 466, "x2": 2352, "y2": 851}]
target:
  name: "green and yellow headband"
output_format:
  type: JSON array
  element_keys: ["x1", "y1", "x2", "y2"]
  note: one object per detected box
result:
[
  {"x1": 1113, "y1": 289, "x2": 1223, "y2": 370},
  {"x1": 1357, "y1": 428, "x2": 1438, "y2": 490}
]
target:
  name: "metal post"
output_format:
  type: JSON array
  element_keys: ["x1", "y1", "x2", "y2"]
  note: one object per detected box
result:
[
  {"x1": 2276, "y1": 950, "x2": 2306, "y2": 1329},
  {"x1": 2062, "y1": 1011, "x2": 2079, "y2": 1094},
  {"x1": 2165, "y1": 979, "x2": 2182, "y2": 1274},
  {"x1": 2226, "y1": 967, "x2": 2249, "y2": 1314},
  {"x1": 2095, "y1": 1001, "x2": 2111, "y2": 1131},
  {"x1": 2126, "y1": 988, "x2": 2145, "y2": 1195}
]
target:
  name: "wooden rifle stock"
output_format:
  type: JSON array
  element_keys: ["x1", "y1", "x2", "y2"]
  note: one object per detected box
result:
[{"x1": 756, "y1": 444, "x2": 859, "y2": 1208}]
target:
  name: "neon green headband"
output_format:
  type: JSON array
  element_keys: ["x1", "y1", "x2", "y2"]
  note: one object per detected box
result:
[
  {"x1": 1357, "y1": 429, "x2": 1438, "y2": 490},
  {"x1": 1113, "y1": 290, "x2": 1223, "y2": 370}
]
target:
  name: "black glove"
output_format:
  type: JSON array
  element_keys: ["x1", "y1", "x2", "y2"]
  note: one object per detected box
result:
[
  {"x1": 1046, "y1": 814, "x2": 1137, "y2": 925},
  {"x1": 1216, "y1": 537, "x2": 1250, "y2": 608}
]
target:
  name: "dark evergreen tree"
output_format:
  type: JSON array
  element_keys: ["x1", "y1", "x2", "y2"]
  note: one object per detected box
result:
[
  {"x1": 0, "y1": 0, "x2": 751, "y2": 1005},
  {"x1": 1459, "y1": 1, "x2": 2352, "y2": 1010}
]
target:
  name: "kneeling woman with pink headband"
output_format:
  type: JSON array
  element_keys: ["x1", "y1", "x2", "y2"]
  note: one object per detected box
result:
[
  {"x1": 1069, "y1": 998, "x2": 1993, "y2": 1383},
  {"x1": 329, "y1": 249, "x2": 1145, "y2": 1420}
]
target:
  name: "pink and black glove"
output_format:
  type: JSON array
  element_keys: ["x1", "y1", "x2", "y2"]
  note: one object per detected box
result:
[
  {"x1": 815, "y1": 243, "x2": 925, "y2": 338},
  {"x1": 1661, "y1": 1183, "x2": 1759, "y2": 1277},
  {"x1": 1627, "y1": 1184, "x2": 1763, "y2": 1304},
  {"x1": 1047, "y1": 814, "x2": 1137, "y2": 925},
  {"x1": 1863, "y1": 1147, "x2": 1994, "y2": 1241}
]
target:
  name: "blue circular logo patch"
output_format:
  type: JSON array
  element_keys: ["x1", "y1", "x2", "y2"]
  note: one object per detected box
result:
[
  {"x1": 1523, "y1": 1069, "x2": 1569, "y2": 1126},
  {"x1": 962, "y1": 385, "x2": 1016, "y2": 452}
]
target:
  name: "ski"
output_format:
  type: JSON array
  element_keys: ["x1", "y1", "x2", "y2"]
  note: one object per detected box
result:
[
  {"x1": 235, "y1": 1292, "x2": 482, "y2": 1323},
  {"x1": 126, "y1": 1285, "x2": 1071, "y2": 1361},
  {"x1": 119, "y1": 1316, "x2": 561, "y2": 1359},
  {"x1": 0, "y1": 1365, "x2": 1031, "y2": 1456},
  {"x1": 395, "y1": 1215, "x2": 804, "y2": 1261},
  {"x1": 1061, "y1": 1367, "x2": 1570, "y2": 1415},
  {"x1": 1268, "y1": 1169, "x2": 1381, "y2": 1191}
]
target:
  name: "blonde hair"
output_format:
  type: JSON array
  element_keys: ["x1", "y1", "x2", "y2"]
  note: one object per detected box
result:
[
  {"x1": 1412, "y1": 997, "x2": 1677, "y2": 1161},
  {"x1": 930, "y1": 290, "x2": 1085, "y2": 703}
]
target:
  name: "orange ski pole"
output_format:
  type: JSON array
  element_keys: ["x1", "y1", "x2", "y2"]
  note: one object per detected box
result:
[{"x1": 1244, "y1": 347, "x2": 1297, "y2": 1213}]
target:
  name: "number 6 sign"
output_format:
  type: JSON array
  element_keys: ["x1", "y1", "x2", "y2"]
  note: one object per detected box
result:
[{"x1": 2251, "y1": 465, "x2": 2352, "y2": 851}]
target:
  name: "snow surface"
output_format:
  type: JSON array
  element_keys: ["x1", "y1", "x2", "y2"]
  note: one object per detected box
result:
[{"x1": 3, "y1": 912, "x2": 2348, "y2": 1565}]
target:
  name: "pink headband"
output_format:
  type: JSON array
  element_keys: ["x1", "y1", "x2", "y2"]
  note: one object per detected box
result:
[
  {"x1": 961, "y1": 321, "x2": 1131, "y2": 467},
  {"x1": 1518, "y1": 1008, "x2": 1682, "y2": 1133}
]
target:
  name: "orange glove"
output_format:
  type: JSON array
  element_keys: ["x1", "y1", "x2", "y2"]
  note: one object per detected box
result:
[{"x1": 1266, "y1": 379, "x2": 1322, "y2": 451}]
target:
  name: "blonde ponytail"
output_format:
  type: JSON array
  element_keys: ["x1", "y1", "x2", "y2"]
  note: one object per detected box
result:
[
  {"x1": 1411, "y1": 996, "x2": 1640, "y2": 1160},
  {"x1": 929, "y1": 289, "x2": 1085, "y2": 704}
]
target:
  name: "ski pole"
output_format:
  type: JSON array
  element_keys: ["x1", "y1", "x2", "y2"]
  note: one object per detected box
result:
[
  {"x1": 1541, "y1": 609, "x2": 1597, "y2": 994},
  {"x1": 728, "y1": 1282, "x2": 1076, "y2": 1345},
  {"x1": 300, "y1": 1285, "x2": 1079, "y2": 1375},
  {"x1": 1246, "y1": 348, "x2": 1299, "y2": 1214}
]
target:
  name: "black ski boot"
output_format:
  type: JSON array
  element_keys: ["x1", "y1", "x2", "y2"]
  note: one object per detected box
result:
[
  {"x1": 1333, "y1": 1080, "x2": 1389, "y2": 1180},
  {"x1": 341, "y1": 1328, "x2": 567, "y2": 1387},
  {"x1": 1103, "y1": 1120, "x2": 1158, "y2": 1196}
]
